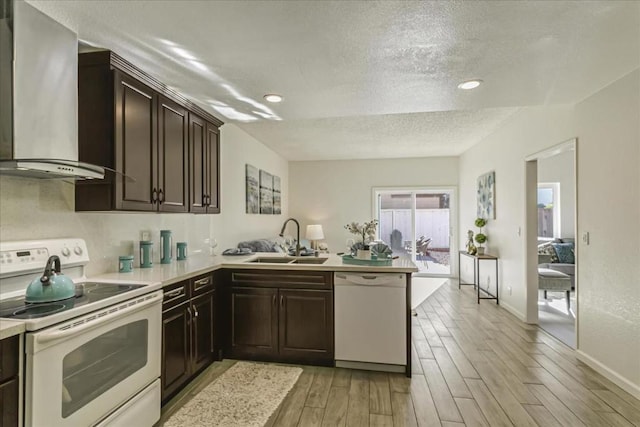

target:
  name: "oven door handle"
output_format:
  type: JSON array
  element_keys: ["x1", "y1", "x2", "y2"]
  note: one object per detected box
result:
[{"x1": 35, "y1": 291, "x2": 163, "y2": 345}]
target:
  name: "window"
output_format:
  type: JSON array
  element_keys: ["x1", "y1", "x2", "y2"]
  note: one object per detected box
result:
[{"x1": 537, "y1": 183, "x2": 560, "y2": 239}]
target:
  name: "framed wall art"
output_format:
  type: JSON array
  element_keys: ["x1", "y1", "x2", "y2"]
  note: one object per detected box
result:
[
  {"x1": 477, "y1": 171, "x2": 496, "y2": 219},
  {"x1": 245, "y1": 164, "x2": 260, "y2": 214},
  {"x1": 259, "y1": 170, "x2": 273, "y2": 214},
  {"x1": 273, "y1": 175, "x2": 282, "y2": 215}
]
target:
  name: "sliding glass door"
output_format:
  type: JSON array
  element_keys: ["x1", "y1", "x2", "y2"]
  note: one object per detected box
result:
[{"x1": 374, "y1": 188, "x2": 455, "y2": 275}]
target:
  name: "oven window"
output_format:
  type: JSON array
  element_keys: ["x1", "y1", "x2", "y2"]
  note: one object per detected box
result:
[{"x1": 62, "y1": 320, "x2": 148, "y2": 418}]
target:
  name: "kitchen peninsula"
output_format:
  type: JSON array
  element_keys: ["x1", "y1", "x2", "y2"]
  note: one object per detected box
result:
[{"x1": 91, "y1": 252, "x2": 418, "y2": 403}]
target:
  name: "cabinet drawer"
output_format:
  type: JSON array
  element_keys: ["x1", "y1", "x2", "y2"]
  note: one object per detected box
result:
[
  {"x1": 162, "y1": 280, "x2": 189, "y2": 310},
  {"x1": 0, "y1": 335, "x2": 19, "y2": 383},
  {"x1": 191, "y1": 272, "x2": 214, "y2": 296},
  {"x1": 229, "y1": 269, "x2": 332, "y2": 289}
]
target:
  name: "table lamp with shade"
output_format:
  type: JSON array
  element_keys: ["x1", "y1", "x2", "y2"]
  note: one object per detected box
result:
[{"x1": 305, "y1": 224, "x2": 325, "y2": 251}]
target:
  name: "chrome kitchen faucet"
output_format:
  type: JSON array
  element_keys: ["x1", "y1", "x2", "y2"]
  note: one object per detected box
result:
[{"x1": 279, "y1": 218, "x2": 301, "y2": 256}]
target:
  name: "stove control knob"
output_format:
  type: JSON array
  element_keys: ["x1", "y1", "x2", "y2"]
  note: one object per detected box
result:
[
  {"x1": 61, "y1": 247, "x2": 71, "y2": 257},
  {"x1": 74, "y1": 246, "x2": 83, "y2": 256}
]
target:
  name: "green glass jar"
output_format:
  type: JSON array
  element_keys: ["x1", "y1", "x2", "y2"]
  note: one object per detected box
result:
[
  {"x1": 160, "y1": 230, "x2": 173, "y2": 264},
  {"x1": 177, "y1": 242, "x2": 187, "y2": 260},
  {"x1": 119, "y1": 255, "x2": 134, "y2": 273},
  {"x1": 140, "y1": 241, "x2": 153, "y2": 268}
]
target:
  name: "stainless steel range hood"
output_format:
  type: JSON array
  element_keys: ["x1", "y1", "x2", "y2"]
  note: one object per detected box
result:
[{"x1": 0, "y1": 0, "x2": 104, "y2": 180}]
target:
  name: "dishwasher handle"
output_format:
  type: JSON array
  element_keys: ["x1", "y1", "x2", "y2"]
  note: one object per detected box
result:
[{"x1": 334, "y1": 273, "x2": 405, "y2": 287}]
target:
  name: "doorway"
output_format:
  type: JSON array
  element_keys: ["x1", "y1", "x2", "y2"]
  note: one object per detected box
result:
[
  {"x1": 525, "y1": 139, "x2": 578, "y2": 348},
  {"x1": 373, "y1": 188, "x2": 455, "y2": 276}
]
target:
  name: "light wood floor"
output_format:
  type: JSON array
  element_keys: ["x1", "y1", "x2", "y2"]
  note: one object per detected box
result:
[{"x1": 160, "y1": 280, "x2": 640, "y2": 426}]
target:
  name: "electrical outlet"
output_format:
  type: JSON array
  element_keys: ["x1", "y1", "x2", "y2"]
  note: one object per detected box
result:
[
  {"x1": 582, "y1": 231, "x2": 590, "y2": 245},
  {"x1": 517, "y1": 226, "x2": 521, "y2": 237},
  {"x1": 140, "y1": 230, "x2": 150, "y2": 241}
]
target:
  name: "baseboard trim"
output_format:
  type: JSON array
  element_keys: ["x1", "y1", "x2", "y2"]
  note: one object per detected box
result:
[
  {"x1": 336, "y1": 360, "x2": 405, "y2": 373},
  {"x1": 499, "y1": 301, "x2": 526, "y2": 322},
  {"x1": 576, "y1": 350, "x2": 640, "y2": 400}
]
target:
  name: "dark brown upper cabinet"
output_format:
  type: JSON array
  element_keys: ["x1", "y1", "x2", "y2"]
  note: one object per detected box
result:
[
  {"x1": 76, "y1": 51, "x2": 222, "y2": 213},
  {"x1": 157, "y1": 96, "x2": 189, "y2": 212},
  {"x1": 189, "y1": 113, "x2": 220, "y2": 213}
]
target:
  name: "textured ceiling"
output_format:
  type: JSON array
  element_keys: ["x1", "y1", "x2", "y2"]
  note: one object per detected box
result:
[{"x1": 28, "y1": 1, "x2": 640, "y2": 160}]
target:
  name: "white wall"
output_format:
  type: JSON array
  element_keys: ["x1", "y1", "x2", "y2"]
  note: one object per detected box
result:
[
  {"x1": 0, "y1": 124, "x2": 288, "y2": 276},
  {"x1": 458, "y1": 105, "x2": 575, "y2": 319},
  {"x1": 289, "y1": 157, "x2": 458, "y2": 253},
  {"x1": 573, "y1": 70, "x2": 640, "y2": 396},
  {"x1": 458, "y1": 70, "x2": 640, "y2": 397},
  {"x1": 537, "y1": 150, "x2": 575, "y2": 238},
  {"x1": 211, "y1": 124, "x2": 289, "y2": 247}
]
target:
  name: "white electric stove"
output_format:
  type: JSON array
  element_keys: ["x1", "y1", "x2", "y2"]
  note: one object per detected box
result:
[{"x1": 0, "y1": 238, "x2": 163, "y2": 427}]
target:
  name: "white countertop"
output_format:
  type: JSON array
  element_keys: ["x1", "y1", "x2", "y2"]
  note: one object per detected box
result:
[
  {"x1": 0, "y1": 253, "x2": 416, "y2": 340},
  {"x1": 0, "y1": 319, "x2": 26, "y2": 340},
  {"x1": 91, "y1": 253, "x2": 418, "y2": 286}
]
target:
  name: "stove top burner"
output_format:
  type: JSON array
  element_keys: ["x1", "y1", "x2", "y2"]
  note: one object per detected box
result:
[
  {"x1": 13, "y1": 302, "x2": 70, "y2": 318},
  {"x1": 0, "y1": 282, "x2": 146, "y2": 320},
  {"x1": 86, "y1": 284, "x2": 136, "y2": 294}
]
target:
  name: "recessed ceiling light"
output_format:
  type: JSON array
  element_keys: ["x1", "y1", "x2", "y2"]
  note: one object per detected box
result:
[
  {"x1": 457, "y1": 80, "x2": 483, "y2": 90},
  {"x1": 263, "y1": 94, "x2": 283, "y2": 103}
]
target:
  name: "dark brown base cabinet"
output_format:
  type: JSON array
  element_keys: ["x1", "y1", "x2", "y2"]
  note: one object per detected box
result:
[
  {"x1": 161, "y1": 273, "x2": 216, "y2": 403},
  {"x1": 278, "y1": 289, "x2": 333, "y2": 362},
  {"x1": 225, "y1": 270, "x2": 334, "y2": 366},
  {"x1": 76, "y1": 51, "x2": 222, "y2": 214},
  {"x1": 0, "y1": 335, "x2": 19, "y2": 427}
]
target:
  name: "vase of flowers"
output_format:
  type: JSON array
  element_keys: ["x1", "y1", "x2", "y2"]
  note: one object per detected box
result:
[
  {"x1": 344, "y1": 219, "x2": 378, "y2": 259},
  {"x1": 474, "y1": 218, "x2": 488, "y2": 255}
]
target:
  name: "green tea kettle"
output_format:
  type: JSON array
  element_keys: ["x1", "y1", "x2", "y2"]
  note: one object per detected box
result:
[{"x1": 26, "y1": 255, "x2": 76, "y2": 303}]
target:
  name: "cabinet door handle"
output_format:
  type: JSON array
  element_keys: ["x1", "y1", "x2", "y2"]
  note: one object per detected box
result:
[
  {"x1": 158, "y1": 188, "x2": 164, "y2": 204},
  {"x1": 280, "y1": 295, "x2": 284, "y2": 307},
  {"x1": 152, "y1": 187, "x2": 157, "y2": 204},
  {"x1": 272, "y1": 295, "x2": 276, "y2": 306},
  {"x1": 164, "y1": 288, "x2": 185, "y2": 299},
  {"x1": 194, "y1": 277, "x2": 210, "y2": 288},
  {"x1": 193, "y1": 306, "x2": 199, "y2": 318},
  {"x1": 187, "y1": 306, "x2": 192, "y2": 325}
]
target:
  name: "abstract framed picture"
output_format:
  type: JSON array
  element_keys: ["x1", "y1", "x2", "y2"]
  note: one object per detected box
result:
[
  {"x1": 272, "y1": 175, "x2": 282, "y2": 215},
  {"x1": 245, "y1": 164, "x2": 259, "y2": 214},
  {"x1": 259, "y1": 170, "x2": 273, "y2": 214},
  {"x1": 477, "y1": 171, "x2": 495, "y2": 219}
]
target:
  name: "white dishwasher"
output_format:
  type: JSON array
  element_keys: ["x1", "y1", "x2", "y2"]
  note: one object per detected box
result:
[{"x1": 334, "y1": 272, "x2": 407, "y2": 372}]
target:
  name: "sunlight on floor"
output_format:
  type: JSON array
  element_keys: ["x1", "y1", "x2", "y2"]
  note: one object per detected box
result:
[
  {"x1": 411, "y1": 277, "x2": 447, "y2": 309},
  {"x1": 538, "y1": 291, "x2": 576, "y2": 348}
]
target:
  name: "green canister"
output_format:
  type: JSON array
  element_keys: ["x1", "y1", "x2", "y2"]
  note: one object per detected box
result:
[
  {"x1": 177, "y1": 242, "x2": 188, "y2": 260},
  {"x1": 119, "y1": 255, "x2": 134, "y2": 273},
  {"x1": 140, "y1": 241, "x2": 153, "y2": 268},
  {"x1": 160, "y1": 230, "x2": 173, "y2": 264}
]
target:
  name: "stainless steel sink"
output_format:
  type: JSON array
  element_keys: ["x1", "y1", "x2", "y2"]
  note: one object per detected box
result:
[
  {"x1": 291, "y1": 258, "x2": 328, "y2": 264},
  {"x1": 247, "y1": 257, "x2": 295, "y2": 263},
  {"x1": 245, "y1": 257, "x2": 328, "y2": 265}
]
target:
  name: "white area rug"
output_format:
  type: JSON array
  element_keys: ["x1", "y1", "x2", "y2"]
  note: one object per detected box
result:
[{"x1": 164, "y1": 362, "x2": 302, "y2": 427}]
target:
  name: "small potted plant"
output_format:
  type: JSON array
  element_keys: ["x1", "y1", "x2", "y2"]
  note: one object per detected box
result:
[
  {"x1": 474, "y1": 218, "x2": 488, "y2": 255},
  {"x1": 344, "y1": 219, "x2": 378, "y2": 259}
]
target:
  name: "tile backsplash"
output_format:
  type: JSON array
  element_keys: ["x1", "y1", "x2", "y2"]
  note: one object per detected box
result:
[{"x1": 0, "y1": 176, "x2": 215, "y2": 276}]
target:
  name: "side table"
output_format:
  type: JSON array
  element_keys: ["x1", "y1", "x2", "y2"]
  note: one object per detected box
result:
[{"x1": 458, "y1": 251, "x2": 499, "y2": 304}]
